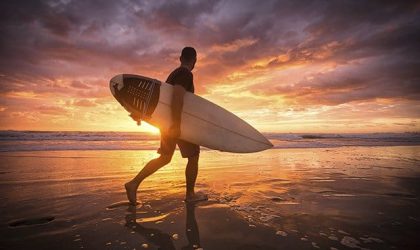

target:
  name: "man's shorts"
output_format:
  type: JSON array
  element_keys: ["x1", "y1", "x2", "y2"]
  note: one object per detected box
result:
[{"x1": 157, "y1": 132, "x2": 200, "y2": 158}]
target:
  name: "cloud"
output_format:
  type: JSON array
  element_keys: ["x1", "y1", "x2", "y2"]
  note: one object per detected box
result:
[
  {"x1": 70, "y1": 80, "x2": 90, "y2": 89},
  {"x1": 73, "y1": 99, "x2": 97, "y2": 107},
  {"x1": 248, "y1": 55, "x2": 420, "y2": 106},
  {"x1": 209, "y1": 38, "x2": 258, "y2": 53},
  {"x1": 0, "y1": 0, "x2": 419, "y2": 131},
  {"x1": 37, "y1": 104, "x2": 69, "y2": 115}
]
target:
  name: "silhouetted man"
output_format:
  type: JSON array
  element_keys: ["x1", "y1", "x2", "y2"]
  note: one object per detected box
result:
[{"x1": 125, "y1": 47, "x2": 208, "y2": 205}]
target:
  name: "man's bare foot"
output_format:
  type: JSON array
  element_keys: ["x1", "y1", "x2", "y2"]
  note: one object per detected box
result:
[
  {"x1": 125, "y1": 181, "x2": 138, "y2": 205},
  {"x1": 185, "y1": 191, "x2": 208, "y2": 203}
]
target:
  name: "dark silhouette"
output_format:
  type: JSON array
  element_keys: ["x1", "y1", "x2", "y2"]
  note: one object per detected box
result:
[{"x1": 125, "y1": 47, "x2": 208, "y2": 205}]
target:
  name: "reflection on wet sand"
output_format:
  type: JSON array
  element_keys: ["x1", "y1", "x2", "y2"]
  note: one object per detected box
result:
[
  {"x1": 125, "y1": 205, "x2": 176, "y2": 249},
  {"x1": 125, "y1": 203, "x2": 202, "y2": 250},
  {"x1": 183, "y1": 203, "x2": 201, "y2": 250}
]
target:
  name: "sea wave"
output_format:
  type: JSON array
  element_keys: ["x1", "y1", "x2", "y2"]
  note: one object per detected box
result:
[
  {"x1": 0, "y1": 131, "x2": 158, "y2": 141},
  {"x1": 0, "y1": 131, "x2": 419, "y2": 152}
]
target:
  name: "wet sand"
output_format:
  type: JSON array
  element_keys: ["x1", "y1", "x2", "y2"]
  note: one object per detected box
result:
[{"x1": 0, "y1": 146, "x2": 419, "y2": 249}]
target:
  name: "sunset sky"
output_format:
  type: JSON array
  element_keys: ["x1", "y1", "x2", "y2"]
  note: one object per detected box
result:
[{"x1": 0, "y1": 0, "x2": 419, "y2": 133}]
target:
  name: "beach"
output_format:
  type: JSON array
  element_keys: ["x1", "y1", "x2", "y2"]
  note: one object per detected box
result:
[{"x1": 0, "y1": 136, "x2": 419, "y2": 249}]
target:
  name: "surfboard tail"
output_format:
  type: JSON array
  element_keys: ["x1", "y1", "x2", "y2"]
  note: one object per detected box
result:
[{"x1": 110, "y1": 74, "x2": 160, "y2": 121}]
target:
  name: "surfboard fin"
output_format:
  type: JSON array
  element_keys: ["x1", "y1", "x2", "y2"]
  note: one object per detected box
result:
[{"x1": 129, "y1": 113, "x2": 142, "y2": 126}]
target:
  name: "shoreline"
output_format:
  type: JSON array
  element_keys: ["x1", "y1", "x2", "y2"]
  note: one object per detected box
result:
[{"x1": 1, "y1": 146, "x2": 419, "y2": 249}]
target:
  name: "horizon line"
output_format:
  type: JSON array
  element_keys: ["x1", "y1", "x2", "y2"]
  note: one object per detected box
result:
[{"x1": 0, "y1": 129, "x2": 418, "y2": 134}]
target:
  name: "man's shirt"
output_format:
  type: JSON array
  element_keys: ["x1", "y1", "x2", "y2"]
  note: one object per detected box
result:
[{"x1": 166, "y1": 66, "x2": 194, "y2": 93}]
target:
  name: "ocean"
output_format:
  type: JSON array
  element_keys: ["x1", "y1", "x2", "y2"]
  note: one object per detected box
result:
[
  {"x1": 0, "y1": 130, "x2": 419, "y2": 152},
  {"x1": 1, "y1": 131, "x2": 419, "y2": 249}
]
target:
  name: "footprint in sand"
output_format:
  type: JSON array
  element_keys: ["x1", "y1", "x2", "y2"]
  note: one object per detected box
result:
[{"x1": 9, "y1": 216, "x2": 55, "y2": 227}]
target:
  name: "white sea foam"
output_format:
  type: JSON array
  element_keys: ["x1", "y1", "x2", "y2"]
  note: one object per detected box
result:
[{"x1": 0, "y1": 131, "x2": 419, "y2": 152}]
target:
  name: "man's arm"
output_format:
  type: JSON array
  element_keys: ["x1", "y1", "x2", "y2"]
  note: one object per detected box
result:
[{"x1": 168, "y1": 84, "x2": 186, "y2": 138}]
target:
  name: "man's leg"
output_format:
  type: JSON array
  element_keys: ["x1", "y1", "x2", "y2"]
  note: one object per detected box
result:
[
  {"x1": 179, "y1": 140, "x2": 206, "y2": 202},
  {"x1": 185, "y1": 155, "x2": 208, "y2": 202},
  {"x1": 185, "y1": 155, "x2": 199, "y2": 198},
  {"x1": 125, "y1": 154, "x2": 172, "y2": 205}
]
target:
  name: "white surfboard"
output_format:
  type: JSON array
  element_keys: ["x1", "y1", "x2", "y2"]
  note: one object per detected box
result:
[{"x1": 110, "y1": 74, "x2": 272, "y2": 153}]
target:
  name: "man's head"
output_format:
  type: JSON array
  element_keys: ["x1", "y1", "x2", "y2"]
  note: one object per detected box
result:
[{"x1": 180, "y1": 47, "x2": 197, "y2": 70}]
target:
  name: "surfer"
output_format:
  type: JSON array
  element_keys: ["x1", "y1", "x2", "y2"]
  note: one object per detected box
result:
[{"x1": 125, "y1": 47, "x2": 208, "y2": 205}]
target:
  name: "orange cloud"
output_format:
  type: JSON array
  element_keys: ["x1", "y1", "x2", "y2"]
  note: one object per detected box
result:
[
  {"x1": 0, "y1": 1, "x2": 418, "y2": 133},
  {"x1": 73, "y1": 99, "x2": 97, "y2": 107}
]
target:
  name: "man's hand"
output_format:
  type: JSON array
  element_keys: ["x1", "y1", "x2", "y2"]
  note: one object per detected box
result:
[
  {"x1": 129, "y1": 112, "x2": 142, "y2": 126},
  {"x1": 168, "y1": 123, "x2": 181, "y2": 138}
]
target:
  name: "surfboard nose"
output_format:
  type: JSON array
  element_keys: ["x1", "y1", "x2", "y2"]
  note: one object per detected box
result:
[
  {"x1": 262, "y1": 135, "x2": 274, "y2": 149},
  {"x1": 253, "y1": 131, "x2": 274, "y2": 152},
  {"x1": 109, "y1": 74, "x2": 124, "y2": 96}
]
